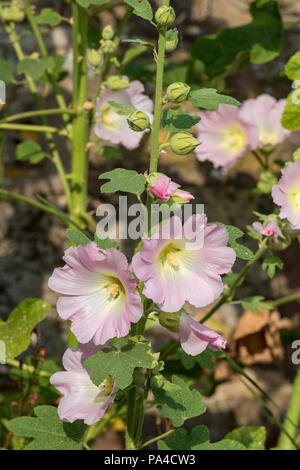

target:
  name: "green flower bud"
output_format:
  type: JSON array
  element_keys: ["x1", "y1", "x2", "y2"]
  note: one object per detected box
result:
[
  {"x1": 165, "y1": 28, "x2": 178, "y2": 53},
  {"x1": 133, "y1": 370, "x2": 146, "y2": 387},
  {"x1": 155, "y1": 5, "x2": 175, "y2": 28},
  {"x1": 2, "y1": 6, "x2": 25, "y2": 23},
  {"x1": 293, "y1": 149, "x2": 300, "y2": 162},
  {"x1": 127, "y1": 110, "x2": 150, "y2": 132},
  {"x1": 170, "y1": 132, "x2": 201, "y2": 155},
  {"x1": 150, "y1": 374, "x2": 165, "y2": 390},
  {"x1": 102, "y1": 25, "x2": 114, "y2": 40},
  {"x1": 158, "y1": 311, "x2": 180, "y2": 333},
  {"x1": 107, "y1": 75, "x2": 130, "y2": 92},
  {"x1": 101, "y1": 39, "x2": 117, "y2": 54},
  {"x1": 87, "y1": 49, "x2": 102, "y2": 67},
  {"x1": 166, "y1": 82, "x2": 190, "y2": 103}
]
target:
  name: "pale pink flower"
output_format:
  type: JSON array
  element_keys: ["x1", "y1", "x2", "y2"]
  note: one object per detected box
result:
[
  {"x1": 50, "y1": 342, "x2": 116, "y2": 425},
  {"x1": 179, "y1": 311, "x2": 226, "y2": 356},
  {"x1": 272, "y1": 161, "x2": 300, "y2": 230},
  {"x1": 48, "y1": 243, "x2": 143, "y2": 345},
  {"x1": 240, "y1": 94, "x2": 290, "y2": 148},
  {"x1": 148, "y1": 174, "x2": 194, "y2": 202},
  {"x1": 94, "y1": 80, "x2": 153, "y2": 149},
  {"x1": 195, "y1": 104, "x2": 258, "y2": 168},
  {"x1": 132, "y1": 214, "x2": 236, "y2": 313},
  {"x1": 252, "y1": 220, "x2": 284, "y2": 242}
]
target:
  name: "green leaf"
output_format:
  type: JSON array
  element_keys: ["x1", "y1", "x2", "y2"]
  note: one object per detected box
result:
[
  {"x1": 17, "y1": 57, "x2": 54, "y2": 80},
  {"x1": 94, "y1": 234, "x2": 119, "y2": 250},
  {"x1": 0, "y1": 299, "x2": 50, "y2": 361},
  {"x1": 225, "y1": 426, "x2": 266, "y2": 450},
  {"x1": 240, "y1": 296, "x2": 272, "y2": 313},
  {"x1": 176, "y1": 347, "x2": 216, "y2": 370},
  {"x1": 15, "y1": 141, "x2": 45, "y2": 164},
  {"x1": 98, "y1": 146, "x2": 123, "y2": 160},
  {"x1": 76, "y1": 0, "x2": 108, "y2": 7},
  {"x1": 7, "y1": 406, "x2": 86, "y2": 450},
  {"x1": 107, "y1": 100, "x2": 135, "y2": 116},
  {"x1": 158, "y1": 425, "x2": 246, "y2": 450},
  {"x1": 122, "y1": 38, "x2": 154, "y2": 49},
  {"x1": 262, "y1": 254, "x2": 283, "y2": 278},
  {"x1": 191, "y1": 0, "x2": 282, "y2": 78},
  {"x1": 66, "y1": 228, "x2": 92, "y2": 246},
  {"x1": 285, "y1": 51, "x2": 300, "y2": 81},
  {"x1": 35, "y1": 8, "x2": 63, "y2": 26},
  {"x1": 189, "y1": 88, "x2": 239, "y2": 110},
  {"x1": 162, "y1": 108, "x2": 201, "y2": 132},
  {"x1": 214, "y1": 224, "x2": 254, "y2": 260},
  {"x1": 281, "y1": 91, "x2": 300, "y2": 130},
  {"x1": 153, "y1": 375, "x2": 206, "y2": 427},
  {"x1": 0, "y1": 58, "x2": 13, "y2": 84},
  {"x1": 124, "y1": 0, "x2": 153, "y2": 21},
  {"x1": 84, "y1": 339, "x2": 154, "y2": 389},
  {"x1": 99, "y1": 168, "x2": 146, "y2": 196},
  {"x1": 121, "y1": 45, "x2": 148, "y2": 68}
]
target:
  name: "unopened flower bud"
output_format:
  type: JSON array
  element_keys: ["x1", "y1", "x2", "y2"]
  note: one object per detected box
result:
[
  {"x1": 2, "y1": 6, "x2": 25, "y2": 23},
  {"x1": 102, "y1": 25, "x2": 114, "y2": 40},
  {"x1": 165, "y1": 28, "x2": 178, "y2": 53},
  {"x1": 127, "y1": 110, "x2": 150, "y2": 132},
  {"x1": 150, "y1": 374, "x2": 165, "y2": 390},
  {"x1": 171, "y1": 189, "x2": 194, "y2": 205},
  {"x1": 88, "y1": 49, "x2": 102, "y2": 67},
  {"x1": 170, "y1": 132, "x2": 201, "y2": 155},
  {"x1": 107, "y1": 75, "x2": 130, "y2": 92},
  {"x1": 101, "y1": 39, "x2": 117, "y2": 54},
  {"x1": 155, "y1": 6, "x2": 175, "y2": 28},
  {"x1": 166, "y1": 82, "x2": 190, "y2": 103},
  {"x1": 158, "y1": 311, "x2": 180, "y2": 333},
  {"x1": 133, "y1": 370, "x2": 145, "y2": 387}
]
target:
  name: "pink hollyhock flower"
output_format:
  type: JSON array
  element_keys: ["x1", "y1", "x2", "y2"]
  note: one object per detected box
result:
[
  {"x1": 148, "y1": 174, "x2": 180, "y2": 201},
  {"x1": 252, "y1": 220, "x2": 284, "y2": 242},
  {"x1": 48, "y1": 243, "x2": 143, "y2": 345},
  {"x1": 240, "y1": 94, "x2": 290, "y2": 148},
  {"x1": 94, "y1": 80, "x2": 153, "y2": 150},
  {"x1": 272, "y1": 161, "x2": 300, "y2": 230},
  {"x1": 179, "y1": 311, "x2": 226, "y2": 356},
  {"x1": 132, "y1": 214, "x2": 236, "y2": 312},
  {"x1": 195, "y1": 104, "x2": 258, "y2": 168},
  {"x1": 50, "y1": 342, "x2": 116, "y2": 425},
  {"x1": 148, "y1": 174, "x2": 194, "y2": 203}
]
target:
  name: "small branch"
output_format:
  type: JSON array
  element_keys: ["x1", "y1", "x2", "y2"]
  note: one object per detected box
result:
[
  {"x1": 271, "y1": 292, "x2": 300, "y2": 308},
  {"x1": 0, "y1": 123, "x2": 60, "y2": 134},
  {"x1": 139, "y1": 429, "x2": 174, "y2": 449},
  {"x1": 1, "y1": 108, "x2": 76, "y2": 124},
  {"x1": 91, "y1": 1, "x2": 124, "y2": 16}
]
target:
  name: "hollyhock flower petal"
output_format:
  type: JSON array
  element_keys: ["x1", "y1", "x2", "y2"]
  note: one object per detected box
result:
[
  {"x1": 50, "y1": 343, "x2": 116, "y2": 425},
  {"x1": 48, "y1": 243, "x2": 143, "y2": 344},
  {"x1": 195, "y1": 104, "x2": 258, "y2": 168},
  {"x1": 252, "y1": 220, "x2": 284, "y2": 242},
  {"x1": 94, "y1": 80, "x2": 153, "y2": 150},
  {"x1": 132, "y1": 214, "x2": 236, "y2": 312},
  {"x1": 179, "y1": 312, "x2": 226, "y2": 356},
  {"x1": 272, "y1": 161, "x2": 300, "y2": 230},
  {"x1": 149, "y1": 174, "x2": 180, "y2": 201},
  {"x1": 240, "y1": 94, "x2": 290, "y2": 148}
]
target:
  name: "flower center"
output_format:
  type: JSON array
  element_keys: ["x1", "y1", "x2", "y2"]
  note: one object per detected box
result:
[
  {"x1": 100, "y1": 103, "x2": 118, "y2": 129},
  {"x1": 105, "y1": 278, "x2": 125, "y2": 301},
  {"x1": 99, "y1": 375, "x2": 114, "y2": 395},
  {"x1": 289, "y1": 186, "x2": 300, "y2": 211},
  {"x1": 260, "y1": 131, "x2": 278, "y2": 147},
  {"x1": 221, "y1": 125, "x2": 246, "y2": 155},
  {"x1": 158, "y1": 242, "x2": 183, "y2": 271}
]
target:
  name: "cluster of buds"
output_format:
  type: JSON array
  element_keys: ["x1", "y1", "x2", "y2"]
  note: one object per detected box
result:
[
  {"x1": 107, "y1": 75, "x2": 130, "y2": 92},
  {"x1": 155, "y1": 5, "x2": 178, "y2": 52},
  {"x1": 1, "y1": 1, "x2": 25, "y2": 23},
  {"x1": 101, "y1": 25, "x2": 117, "y2": 55}
]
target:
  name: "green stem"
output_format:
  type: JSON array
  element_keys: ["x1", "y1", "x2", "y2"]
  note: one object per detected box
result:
[
  {"x1": 1, "y1": 108, "x2": 76, "y2": 124},
  {"x1": 252, "y1": 150, "x2": 268, "y2": 171},
  {"x1": 278, "y1": 366, "x2": 300, "y2": 449},
  {"x1": 125, "y1": 387, "x2": 137, "y2": 450},
  {"x1": 139, "y1": 429, "x2": 174, "y2": 449},
  {"x1": 0, "y1": 123, "x2": 60, "y2": 133},
  {"x1": 271, "y1": 292, "x2": 300, "y2": 308},
  {"x1": 200, "y1": 238, "x2": 268, "y2": 323},
  {"x1": 5, "y1": 22, "x2": 72, "y2": 210},
  {"x1": 0, "y1": 189, "x2": 72, "y2": 225},
  {"x1": 23, "y1": 0, "x2": 71, "y2": 127},
  {"x1": 71, "y1": 1, "x2": 88, "y2": 225},
  {"x1": 91, "y1": 1, "x2": 124, "y2": 15}
]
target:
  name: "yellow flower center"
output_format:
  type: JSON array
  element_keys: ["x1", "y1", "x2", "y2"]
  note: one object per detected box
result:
[
  {"x1": 158, "y1": 242, "x2": 184, "y2": 272},
  {"x1": 221, "y1": 125, "x2": 246, "y2": 155},
  {"x1": 105, "y1": 278, "x2": 125, "y2": 301},
  {"x1": 100, "y1": 375, "x2": 114, "y2": 395},
  {"x1": 101, "y1": 103, "x2": 118, "y2": 128},
  {"x1": 260, "y1": 131, "x2": 278, "y2": 147},
  {"x1": 289, "y1": 184, "x2": 300, "y2": 212}
]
